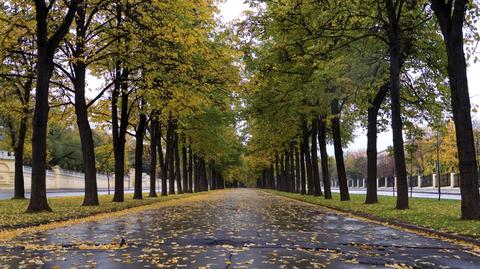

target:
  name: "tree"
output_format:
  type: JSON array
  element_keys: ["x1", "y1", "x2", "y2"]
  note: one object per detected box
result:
[
  {"x1": 157, "y1": 121, "x2": 168, "y2": 196},
  {"x1": 59, "y1": 0, "x2": 118, "y2": 206},
  {"x1": 0, "y1": 4, "x2": 35, "y2": 199},
  {"x1": 133, "y1": 106, "x2": 147, "y2": 199},
  {"x1": 148, "y1": 117, "x2": 158, "y2": 197},
  {"x1": 28, "y1": 0, "x2": 80, "y2": 212},
  {"x1": 365, "y1": 84, "x2": 389, "y2": 204},
  {"x1": 430, "y1": 0, "x2": 480, "y2": 219},
  {"x1": 331, "y1": 98, "x2": 350, "y2": 201},
  {"x1": 310, "y1": 118, "x2": 322, "y2": 196},
  {"x1": 384, "y1": 0, "x2": 411, "y2": 209},
  {"x1": 318, "y1": 116, "x2": 332, "y2": 199},
  {"x1": 182, "y1": 136, "x2": 190, "y2": 193}
]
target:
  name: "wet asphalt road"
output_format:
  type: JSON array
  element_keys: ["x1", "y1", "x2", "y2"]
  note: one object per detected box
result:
[{"x1": 1, "y1": 189, "x2": 479, "y2": 268}]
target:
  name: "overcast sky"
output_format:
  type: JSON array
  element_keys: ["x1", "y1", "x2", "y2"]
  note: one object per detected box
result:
[{"x1": 219, "y1": 0, "x2": 480, "y2": 155}]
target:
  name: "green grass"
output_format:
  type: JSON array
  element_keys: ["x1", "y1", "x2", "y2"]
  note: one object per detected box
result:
[
  {"x1": 0, "y1": 192, "x2": 197, "y2": 229},
  {"x1": 265, "y1": 190, "x2": 480, "y2": 238}
]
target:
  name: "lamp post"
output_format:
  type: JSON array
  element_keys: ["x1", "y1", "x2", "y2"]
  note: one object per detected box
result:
[
  {"x1": 407, "y1": 140, "x2": 416, "y2": 198},
  {"x1": 410, "y1": 147, "x2": 413, "y2": 198},
  {"x1": 393, "y1": 162, "x2": 395, "y2": 197},
  {"x1": 436, "y1": 130, "x2": 441, "y2": 201},
  {"x1": 107, "y1": 174, "x2": 110, "y2": 195}
]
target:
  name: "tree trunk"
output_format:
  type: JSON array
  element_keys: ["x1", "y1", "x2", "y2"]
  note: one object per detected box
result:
[
  {"x1": 112, "y1": 71, "x2": 129, "y2": 203},
  {"x1": 210, "y1": 160, "x2": 217, "y2": 190},
  {"x1": 198, "y1": 158, "x2": 207, "y2": 191},
  {"x1": 264, "y1": 169, "x2": 268, "y2": 188},
  {"x1": 188, "y1": 146, "x2": 193, "y2": 192},
  {"x1": 13, "y1": 115, "x2": 28, "y2": 199},
  {"x1": 261, "y1": 169, "x2": 266, "y2": 188},
  {"x1": 280, "y1": 153, "x2": 286, "y2": 191},
  {"x1": 149, "y1": 118, "x2": 158, "y2": 197},
  {"x1": 269, "y1": 164, "x2": 275, "y2": 189},
  {"x1": 28, "y1": 0, "x2": 79, "y2": 213},
  {"x1": 273, "y1": 155, "x2": 277, "y2": 190},
  {"x1": 289, "y1": 143, "x2": 296, "y2": 192},
  {"x1": 157, "y1": 121, "x2": 168, "y2": 196},
  {"x1": 284, "y1": 150, "x2": 290, "y2": 192},
  {"x1": 75, "y1": 75, "x2": 99, "y2": 205},
  {"x1": 300, "y1": 141, "x2": 307, "y2": 195},
  {"x1": 72, "y1": 3, "x2": 98, "y2": 206},
  {"x1": 182, "y1": 137, "x2": 189, "y2": 193},
  {"x1": 268, "y1": 166, "x2": 272, "y2": 189},
  {"x1": 331, "y1": 99, "x2": 350, "y2": 201},
  {"x1": 112, "y1": 93, "x2": 128, "y2": 202},
  {"x1": 431, "y1": 0, "x2": 480, "y2": 219},
  {"x1": 318, "y1": 116, "x2": 332, "y2": 199},
  {"x1": 366, "y1": 108, "x2": 379, "y2": 204},
  {"x1": 275, "y1": 154, "x2": 280, "y2": 190},
  {"x1": 365, "y1": 84, "x2": 389, "y2": 204},
  {"x1": 193, "y1": 155, "x2": 199, "y2": 192},
  {"x1": 294, "y1": 143, "x2": 301, "y2": 193},
  {"x1": 311, "y1": 118, "x2": 322, "y2": 196},
  {"x1": 133, "y1": 113, "x2": 147, "y2": 199},
  {"x1": 202, "y1": 159, "x2": 208, "y2": 191},
  {"x1": 386, "y1": 0, "x2": 408, "y2": 209},
  {"x1": 75, "y1": 79, "x2": 99, "y2": 205},
  {"x1": 28, "y1": 48, "x2": 52, "y2": 211},
  {"x1": 174, "y1": 129, "x2": 183, "y2": 194},
  {"x1": 111, "y1": 2, "x2": 128, "y2": 203},
  {"x1": 212, "y1": 165, "x2": 216, "y2": 189},
  {"x1": 198, "y1": 158, "x2": 203, "y2": 191},
  {"x1": 28, "y1": 4, "x2": 57, "y2": 211},
  {"x1": 287, "y1": 149, "x2": 293, "y2": 192},
  {"x1": 11, "y1": 49, "x2": 33, "y2": 200},
  {"x1": 167, "y1": 119, "x2": 175, "y2": 195},
  {"x1": 303, "y1": 122, "x2": 314, "y2": 195},
  {"x1": 219, "y1": 171, "x2": 226, "y2": 189}
]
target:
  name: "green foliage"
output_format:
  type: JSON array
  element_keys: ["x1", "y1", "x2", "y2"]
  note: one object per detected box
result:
[
  {"x1": 0, "y1": 0, "x2": 475, "y2": 196},
  {"x1": 46, "y1": 124, "x2": 83, "y2": 170},
  {"x1": 239, "y1": 0, "x2": 454, "y2": 179},
  {"x1": 94, "y1": 131, "x2": 115, "y2": 174}
]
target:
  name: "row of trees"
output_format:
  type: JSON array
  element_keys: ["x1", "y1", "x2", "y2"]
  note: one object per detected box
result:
[
  {"x1": 0, "y1": 0, "x2": 243, "y2": 212},
  {"x1": 344, "y1": 121, "x2": 480, "y2": 179},
  {"x1": 241, "y1": 0, "x2": 480, "y2": 219}
]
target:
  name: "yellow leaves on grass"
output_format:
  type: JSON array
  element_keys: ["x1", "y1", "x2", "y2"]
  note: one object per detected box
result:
[
  {"x1": 265, "y1": 190, "x2": 480, "y2": 249},
  {"x1": 0, "y1": 192, "x2": 213, "y2": 242}
]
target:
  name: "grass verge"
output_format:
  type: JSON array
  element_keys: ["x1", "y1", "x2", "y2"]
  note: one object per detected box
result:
[
  {"x1": 264, "y1": 190, "x2": 480, "y2": 238},
  {"x1": 0, "y1": 192, "x2": 198, "y2": 230}
]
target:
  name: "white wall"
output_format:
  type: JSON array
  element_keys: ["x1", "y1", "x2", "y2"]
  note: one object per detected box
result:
[{"x1": 0, "y1": 163, "x2": 153, "y2": 190}]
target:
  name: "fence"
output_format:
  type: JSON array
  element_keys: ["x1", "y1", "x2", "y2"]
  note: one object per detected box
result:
[
  {"x1": 346, "y1": 171, "x2": 480, "y2": 189},
  {"x1": 408, "y1": 175, "x2": 418, "y2": 187}
]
